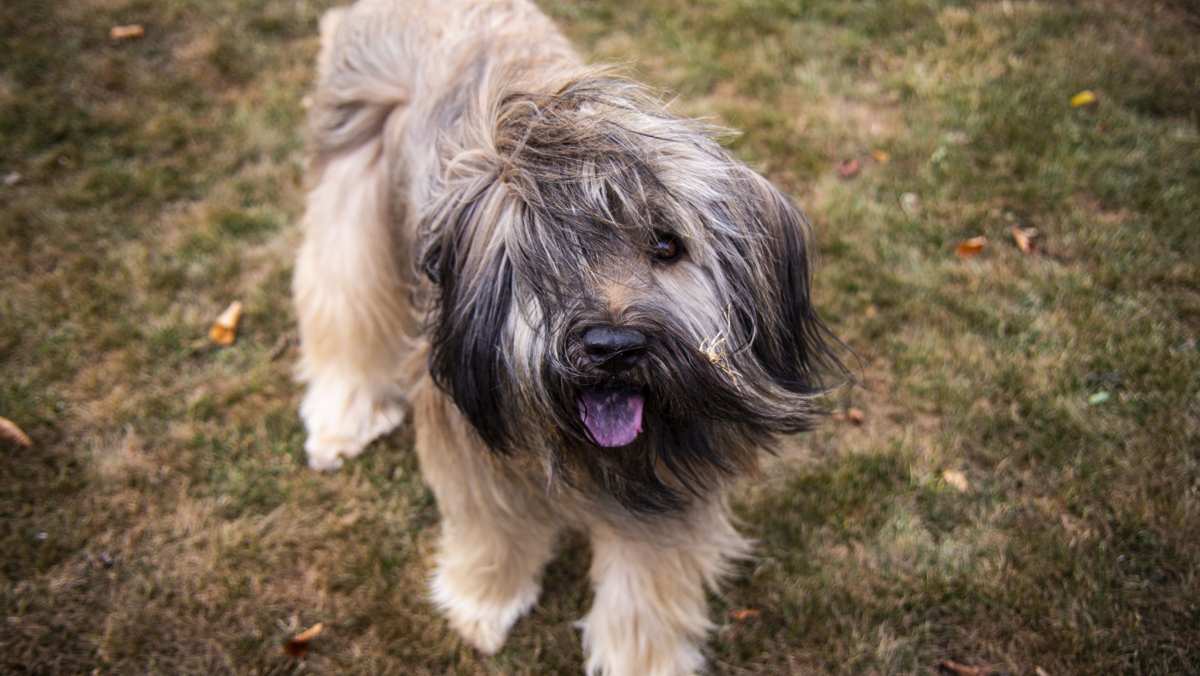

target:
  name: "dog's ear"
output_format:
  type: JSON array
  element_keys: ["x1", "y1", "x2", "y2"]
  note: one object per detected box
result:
[
  {"x1": 735, "y1": 171, "x2": 844, "y2": 402},
  {"x1": 419, "y1": 169, "x2": 518, "y2": 452}
]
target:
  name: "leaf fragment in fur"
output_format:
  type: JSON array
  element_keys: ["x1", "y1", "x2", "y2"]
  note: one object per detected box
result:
[{"x1": 209, "y1": 301, "x2": 243, "y2": 346}]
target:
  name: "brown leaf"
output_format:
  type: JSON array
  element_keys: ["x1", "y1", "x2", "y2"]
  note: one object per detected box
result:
[
  {"x1": 937, "y1": 659, "x2": 995, "y2": 676},
  {"x1": 1010, "y1": 225, "x2": 1038, "y2": 254},
  {"x1": 110, "y1": 24, "x2": 145, "y2": 40},
  {"x1": 729, "y1": 608, "x2": 760, "y2": 621},
  {"x1": 283, "y1": 622, "x2": 324, "y2": 658},
  {"x1": 871, "y1": 149, "x2": 890, "y2": 164},
  {"x1": 837, "y1": 158, "x2": 861, "y2": 179},
  {"x1": 209, "y1": 301, "x2": 243, "y2": 346},
  {"x1": 942, "y1": 469, "x2": 970, "y2": 493},
  {"x1": 955, "y1": 236, "x2": 987, "y2": 259},
  {"x1": 0, "y1": 416, "x2": 33, "y2": 448}
]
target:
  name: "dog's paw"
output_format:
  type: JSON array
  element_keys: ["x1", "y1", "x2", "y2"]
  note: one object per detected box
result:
[
  {"x1": 580, "y1": 607, "x2": 706, "y2": 676},
  {"x1": 431, "y1": 570, "x2": 540, "y2": 655},
  {"x1": 301, "y1": 392, "x2": 405, "y2": 471},
  {"x1": 304, "y1": 437, "x2": 350, "y2": 471}
]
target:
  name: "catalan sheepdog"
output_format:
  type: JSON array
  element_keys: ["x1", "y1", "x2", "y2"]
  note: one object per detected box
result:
[{"x1": 293, "y1": 1, "x2": 842, "y2": 673}]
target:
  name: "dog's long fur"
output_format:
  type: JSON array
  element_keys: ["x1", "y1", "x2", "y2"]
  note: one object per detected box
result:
[{"x1": 294, "y1": 1, "x2": 842, "y2": 673}]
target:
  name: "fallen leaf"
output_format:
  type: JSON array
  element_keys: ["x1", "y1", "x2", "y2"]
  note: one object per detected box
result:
[
  {"x1": 1011, "y1": 225, "x2": 1038, "y2": 254},
  {"x1": 209, "y1": 301, "x2": 243, "y2": 346},
  {"x1": 1088, "y1": 391, "x2": 1110, "y2": 405},
  {"x1": 942, "y1": 469, "x2": 970, "y2": 493},
  {"x1": 837, "y1": 158, "x2": 861, "y2": 179},
  {"x1": 900, "y1": 192, "x2": 920, "y2": 216},
  {"x1": 938, "y1": 660, "x2": 995, "y2": 676},
  {"x1": 3, "y1": 172, "x2": 21, "y2": 187},
  {"x1": 0, "y1": 416, "x2": 32, "y2": 448},
  {"x1": 1070, "y1": 89, "x2": 1098, "y2": 108},
  {"x1": 955, "y1": 236, "x2": 987, "y2": 259},
  {"x1": 283, "y1": 622, "x2": 324, "y2": 658},
  {"x1": 871, "y1": 149, "x2": 890, "y2": 164},
  {"x1": 110, "y1": 24, "x2": 145, "y2": 40},
  {"x1": 1035, "y1": 667, "x2": 1051, "y2": 676},
  {"x1": 729, "y1": 608, "x2": 760, "y2": 621},
  {"x1": 846, "y1": 407, "x2": 865, "y2": 425}
]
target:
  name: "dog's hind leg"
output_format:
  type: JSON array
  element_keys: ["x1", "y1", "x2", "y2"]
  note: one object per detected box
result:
[
  {"x1": 581, "y1": 502, "x2": 751, "y2": 676},
  {"x1": 293, "y1": 5, "x2": 418, "y2": 471},
  {"x1": 413, "y1": 382, "x2": 562, "y2": 654},
  {"x1": 294, "y1": 129, "x2": 412, "y2": 471}
]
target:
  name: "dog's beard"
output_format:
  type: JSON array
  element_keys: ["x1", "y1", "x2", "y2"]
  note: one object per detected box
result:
[{"x1": 514, "y1": 309, "x2": 786, "y2": 513}]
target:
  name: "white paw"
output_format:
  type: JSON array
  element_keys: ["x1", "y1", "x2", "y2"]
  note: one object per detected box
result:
[
  {"x1": 304, "y1": 436, "x2": 352, "y2": 471},
  {"x1": 300, "y1": 384, "x2": 405, "y2": 471},
  {"x1": 431, "y1": 568, "x2": 541, "y2": 655},
  {"x1": 580, "y1": 608, "x2": 707, "y2": 676}
]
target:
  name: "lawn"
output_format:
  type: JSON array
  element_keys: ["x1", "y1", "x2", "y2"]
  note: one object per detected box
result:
[{"x1": 2, "y1": 0, "x2": 1198, "y2": 673}]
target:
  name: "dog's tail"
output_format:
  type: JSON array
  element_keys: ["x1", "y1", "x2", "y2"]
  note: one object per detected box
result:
[{"x1": 307, "y1": 5, "x2": 411, "y2": 172}]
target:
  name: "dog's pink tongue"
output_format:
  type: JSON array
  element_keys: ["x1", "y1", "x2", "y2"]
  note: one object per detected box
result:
[{"x1": 579, "y1": 390, "x2": 644, "y2": 448}]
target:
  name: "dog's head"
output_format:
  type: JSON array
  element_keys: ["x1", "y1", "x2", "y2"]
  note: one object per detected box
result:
[{"x1": 419, "y1": 73, "x2": 843, "y2": 512}]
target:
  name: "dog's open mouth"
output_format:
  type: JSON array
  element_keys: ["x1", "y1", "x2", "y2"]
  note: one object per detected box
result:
[{"x1": 578, "y1": 387, "x2": 644, "y2": 448}]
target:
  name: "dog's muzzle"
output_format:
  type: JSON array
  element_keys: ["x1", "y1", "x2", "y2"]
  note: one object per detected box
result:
[{"x1": 577, "y1": 325, "x2": 647, "y2": 447}]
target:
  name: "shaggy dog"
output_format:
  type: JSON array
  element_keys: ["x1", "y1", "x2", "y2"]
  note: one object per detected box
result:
[{"x1": 294, "y1": 1, "x2": 841, "y2": 673}]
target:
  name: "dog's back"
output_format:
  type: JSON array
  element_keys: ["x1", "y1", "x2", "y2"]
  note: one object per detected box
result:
[{"x1": 309, "y1": 0, "x2": 576, "y2": 179}]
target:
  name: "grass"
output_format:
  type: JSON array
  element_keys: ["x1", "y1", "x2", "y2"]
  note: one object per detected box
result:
[{"x1": 2, "y1": 0, "x2": 1198, "y2": 673}]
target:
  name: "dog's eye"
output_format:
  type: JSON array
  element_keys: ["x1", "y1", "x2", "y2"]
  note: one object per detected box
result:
[{"x1": 651, "y1": 233, "x2": 683, "y2": 263}]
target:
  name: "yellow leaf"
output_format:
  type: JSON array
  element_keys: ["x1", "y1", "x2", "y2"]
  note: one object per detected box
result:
[
  {"x1": 871, "y1": 149, "x2": 890, "y2": 164},
  {"x1": 1070, "y1": 90, "x2": 1097, "y2": 108},
  {"x1": 955, "y1": 236, "x2": 987, "y2": 259},
  {"x1": 209, "y1": 301, "x2": 243, "y2": 346}
]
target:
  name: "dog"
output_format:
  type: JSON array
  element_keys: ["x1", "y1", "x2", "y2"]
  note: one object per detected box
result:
[{"x1": 293, "y1": 1, "x2": 842, "y2": 673}]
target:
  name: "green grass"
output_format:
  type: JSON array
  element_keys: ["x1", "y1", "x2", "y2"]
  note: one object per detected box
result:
[{"x1": 2, "y1": 0, "x2": 1198, "y2": 673}]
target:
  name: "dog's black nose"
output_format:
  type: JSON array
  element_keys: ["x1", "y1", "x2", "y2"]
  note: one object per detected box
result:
[{"x1": 582, "y1": 326, "x2": 647, "y2": 371}]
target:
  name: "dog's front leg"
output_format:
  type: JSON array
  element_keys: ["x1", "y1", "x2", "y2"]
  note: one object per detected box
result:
[
  {"x1": 581, "y1": 502, "x2": 749, "y2": 676},
  {"x1": 413, "y1": 384, "x2": 562, "y2": 654}
]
